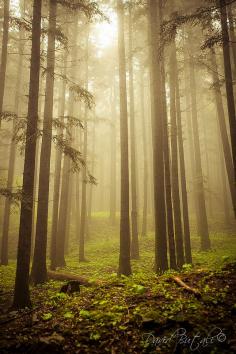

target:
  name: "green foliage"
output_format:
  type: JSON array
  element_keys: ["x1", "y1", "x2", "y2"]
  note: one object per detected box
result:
[
  {"x1": 0, "y1": 111, "x2": 17, "y2": 122},
  {"x1": 1, "y1": 218, "x2": 236, "y2": 353},
  {"x1": 79, "y1": 309, "x2": 91, "y2": 318},
  {"x1": 64, "y1": 311, "x2": 74, "y2": 319},
  {"x1": 0, "y1": 187, "x2": 23, "y2": 207},
  {"x1": 41, "y1": 312, "x2": 53, "y2": 321},
  {"x1": 69, "y1": 84, "x2": 94, "y2": 109},
  {"x1": 131, "y1": 284, "x2": 146, "y2": 295},
  {"x1": 56, "y1": 0, "x2": 107, "y2": 21}
]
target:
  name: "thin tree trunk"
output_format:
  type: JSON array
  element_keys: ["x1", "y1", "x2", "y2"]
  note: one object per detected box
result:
[
  {"x1": 219, "y1": 127, "x2": 231, "y2": 224},
  {"x1": 50, "y1": 56, "x2": 67, "y2": 270},
  {"x1": 148, "y1": 0, "x2": 168, "y2": 272},
  {"x1": 109, "y1": 84, "x2": 117, "y2": 225},
  {"x1": 65, "y1": 169, "x2": 73, "y2": 254},
  {"x1": 13, "y1": 0, "x2": 42, "y2": 309},
  {"x1": 79, "y1": 30, "x2": 89, "y2": 262},
  {"x1": 169, "y1": 42, "x2": 185, "y2": 267},
  {"x1": 219, "y1": 0, "x2": 236, "y2": 183},
  {"x1": 88, "y1": 119, "x2": 96, "y2": 223},
  {"x1": 76, "y1": 171, "x2": 81, "y2": 240},
  {"x1": 117, "y1": 0, "x2": 131, "y2": 276},
  {"x1": 140, "y1": 69, "x2": 148, "y2": 237},
  {"x1": 210, "y1": 48, "x2": 236, "y2": 217},
  {"x1": 0, "y1": 0, "x2": 9, "y2": 128},
  {"x1": 56, "y1": 18, "x2": 78, "y2": 267},
  {"x1": 189, "y1": 50, "x2": 211, "y2": 251},
  {"x1": 1, "y1": 28, "x2": 24, "y2": 265},
  {"x1": 227, "y1": 3, "x2": 236, "y2": 72},
  {"x1": 128, "y1": 5, "x2": 139, "y2": 260},
  {"x1": 31, "y1": 0, "x2": 57, "y2": 284},
  {"x1": 56, "y1": 155, "x2": 70, "y2": 267},
  {"x1": 160, "y1": 59, "x2": 177, "y2": 270},
  {"x1": 31, "y1": 71, "x2": 44, "y2": 257},
  {"x1": 183, "y1": 42, "x2": 197, "y2": 219},
  {"x1": 79, "y1": 119, "x2": 88, "y2": 261},
  {"x1": 173, "y1": 43, "x2": 192, "y2": 264}
]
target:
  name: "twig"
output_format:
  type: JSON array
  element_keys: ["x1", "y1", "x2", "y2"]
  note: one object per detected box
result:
[{"x1": 172, "y1": 276, "x2": 201, "y2": 298}]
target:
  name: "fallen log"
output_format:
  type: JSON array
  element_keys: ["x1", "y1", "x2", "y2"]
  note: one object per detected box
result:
[
  {"x1": 47, "y1": 271, "x2": 103, "y2": 286},
  {"x1": 172, "y1": 276, "x2": 201, "y2": 298}
]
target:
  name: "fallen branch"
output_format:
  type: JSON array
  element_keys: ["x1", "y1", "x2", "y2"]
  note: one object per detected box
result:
[
  {"x1": 47, "y1": 271, "x2": 125, "y2": 290},
  {"x1": 172, "y1": 276, "x2": 201, "y2": 298},
  {"x1": 47, "y1": 270, "x2": 103, "y2": 286}
]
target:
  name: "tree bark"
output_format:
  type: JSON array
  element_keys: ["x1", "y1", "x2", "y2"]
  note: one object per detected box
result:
[
  {"x1": 227, "y1": 3, "x2": 236, "y2": 73},
  {"x1": 0, "y1": 0, "x2": 9, "y2": 128},
  {"x1": 50, "y1": 52, "x2": 67, "y2": 270},
  {"x1": 140, "y1": 69, "x2": 148, "y2": 237},
  {"x1": 1, "y1": 25, "x2": 24, "y2": 265},
  {"x1": 31, "y1": 0, "x2": 57, "y2": 284},
  {"x1": 56, "y1": 17, "x2": 78, "y2": 267},
  {"x1": 79, "y1": 28, "x2": 89, "y2": 262},
  {"x1": 210, "y1": 48, "x2": 236, "y2": 218},
  {"x1": 128, "y1": 5, "x2": 139, "y2": 260},
  {"x1": 169, "y1": 42, "x2": 185, "y2": 267},
  {"x1": 79, "y1": 117, "x2": 88, "y2": 261},
  {"x1": 160, "y1": 59, "x2": 177, "y2": 270},
  {"x1": 117, "y1": 0, "x2": 132, "y2": 276},
  {"x1": 109, "y1": 83, "x2": 117, "y2": 225},
  {"x1": 88, "y1": 118, "x2": 96, "y2": 223},
  {"x1": 219, "y1": 0, "x2": 236, "y2": 184},
  {"x1": 189, "y1": 51, "x2": 211, "y2": 251},
  {"x1": 13, "y1": 0, "x2": 42, "y2": 309},
  {"x1": 174, "y1": 43, "x2": 192, "y2": 264},
  {"x1": 148, "y1": 0, "x2": 168, "y2": 272}
]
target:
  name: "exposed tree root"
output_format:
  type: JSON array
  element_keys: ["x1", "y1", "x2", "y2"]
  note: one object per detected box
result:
[{"x1": 172, "y1": 276, "x2": 201, "y2": 298}]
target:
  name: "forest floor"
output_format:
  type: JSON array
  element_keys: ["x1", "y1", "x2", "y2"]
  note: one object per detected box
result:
[{"x1": 0, "y1": 216, "x2": 236, "y2": 354}]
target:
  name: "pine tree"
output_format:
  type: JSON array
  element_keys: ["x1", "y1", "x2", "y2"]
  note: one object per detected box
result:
[
  {"x1": 13, "y1": 0, "x2": 42, "y2": 309},
  {"x1": 117, "y1": 0, "x2": 132, "y2": 276}
]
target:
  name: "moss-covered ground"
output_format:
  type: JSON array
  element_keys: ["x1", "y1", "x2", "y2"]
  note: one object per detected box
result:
[{"x1": 0, "y1": 216, "x2": 236, "y2": 353}]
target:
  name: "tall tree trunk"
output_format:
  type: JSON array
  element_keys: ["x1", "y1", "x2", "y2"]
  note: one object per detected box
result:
[
  {"x1": 0, "y1": 0, "x2": 9, "y2": 128},
  {"x1": 148, "y1": 0, "x2": 168, "y2": 272},
  {"x1": 189, "y1": 50, "x2": 211, "y2": 251},
  {"x1": 79, "y1": 30, "x2": 89, "y2": 262},
  {"x1": 183, "y1": 41, "x2": 197, "y2": 219},
  {"x1": 219, "y1": 141, "x2": 231, "y2": 224},
  {"x1": 79, "y1": 119, "x2": 88, "y2": 261},
  {"x1": 56, "y1": 18, "x2": 78, "y2": 267},
  {"x1": 50, "y1": 55, "x2": 67, "y2": 270},
  {"x1": 1, "y1": 28, "x2": 24, "y2": 265},
  {"x1": 227, "y1": 3, "x2": 236, "y2": 73},
  {"x1": 160, "y1": 60, "x2": 177, "y2": 270},
  {"x1": 128, "y1": 5, "x2": 139, "y2": 260},
  {"x1": 140, "y1": 69, "x2": 148, "y2": 237},
  {"x1": 56, "y1": 155, "x2": 70, "y2": 267},
  {"x1": 210, "y1": 48, "x2": 236, "y2": 217},
  {"x1": 31, "y1": 72, "x2": 44, "y2": 257},
  {"x1": 109, "y1": 84, "x2": 117, "y2": 225},
  {"x1": 219, "y1": 0, "x2": 236, "y2": 183},
  {"x1": 88, "y1": 118, "x2": 96, "y2": 223},
  {"x1": 65, "y1": 169, "x2": 73, "y2": 254},
  {"x1": 75, "y1": 124, "x2": 82, "y2": 241},
  {"x1": 173, "y1": 43, "x2": 192, "y2": 264},
  {"x1": 169, "y1": 42, "x2": 185, "y2": 267},
  {"x1": 31, "y1": 0, "x2": 57, "y2": 284},
  {"x1": 13, "y1": 0, "x2": 42, "y2": 309},
  {"x1": 117, "y1": 0, "x2": 131, "y2": 276},
  {"x1": 76, "y1": 171, "x2": 81, "y2": 240}
]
